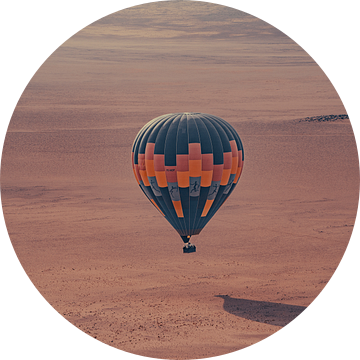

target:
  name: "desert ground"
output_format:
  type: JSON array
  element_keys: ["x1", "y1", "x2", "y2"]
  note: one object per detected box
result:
[
  {"x1": 1, "y1": 2, "x2": 359, "y2": 359},
  {"x1": 2, "y1": 116, "x2": 358, "y2": 358}
]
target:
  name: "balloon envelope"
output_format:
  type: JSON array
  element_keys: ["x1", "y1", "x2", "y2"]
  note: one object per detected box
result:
[{"x1": 131, "y1": 112, "x2": 244, "y2": 242}]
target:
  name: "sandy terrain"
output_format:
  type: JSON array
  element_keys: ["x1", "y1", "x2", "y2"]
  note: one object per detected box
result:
[
  {"x1": 2, "y1": 117, "x2": 358, "y2": 358},
  {"x1": 1, "y1": 2, "x2": 359, "y2": 359}
]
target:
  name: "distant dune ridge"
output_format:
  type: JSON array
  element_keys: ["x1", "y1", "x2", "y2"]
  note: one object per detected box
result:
[{"x1": 296, "y1": 114, "x2": 349, "y2": 122}]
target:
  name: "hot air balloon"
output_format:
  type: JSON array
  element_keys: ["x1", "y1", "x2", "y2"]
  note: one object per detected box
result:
[{"x1": 131, "y1": 112, "x2": 244, "y2": 253}]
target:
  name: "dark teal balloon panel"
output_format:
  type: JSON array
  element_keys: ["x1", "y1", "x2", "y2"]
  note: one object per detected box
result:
[{"x1": 131, "y1": 112, "x2": 244, "y2": 243}]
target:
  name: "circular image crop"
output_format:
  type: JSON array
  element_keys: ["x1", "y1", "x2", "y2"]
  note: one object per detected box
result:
[{"x1": 1, "y1": 1, "x2": 359, "y2": 359}]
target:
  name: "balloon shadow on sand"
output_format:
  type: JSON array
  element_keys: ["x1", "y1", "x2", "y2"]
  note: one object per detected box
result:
[{"x1": 215, "y1": 295, "x2": 307, "y2": 327}]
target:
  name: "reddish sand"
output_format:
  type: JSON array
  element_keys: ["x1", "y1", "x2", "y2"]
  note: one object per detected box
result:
[
  {"x1": 1, "y1": 2, "x2": 359, "y2": 359},
  {"x1": 2, "y1": 117, "x2": 358, "y2": 358}
]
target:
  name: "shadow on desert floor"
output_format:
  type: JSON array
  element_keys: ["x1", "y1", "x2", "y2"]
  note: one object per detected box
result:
[{"x1": 215, "y1": 295, "x2": 306, "y2": 327}]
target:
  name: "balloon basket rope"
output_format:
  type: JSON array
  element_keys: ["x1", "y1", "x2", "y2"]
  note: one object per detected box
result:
[{"x1": 183, "y1": 243, "x2": 196, "y2": 253}]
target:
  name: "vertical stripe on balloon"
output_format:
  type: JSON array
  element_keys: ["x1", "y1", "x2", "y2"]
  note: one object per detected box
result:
[
  {"x1": 176, "y1": 154, "x2": 190, "y2": 188},
  {"x1": 151, "y1": 199, "x2": 165, "y2": 216},
  {"x1": 201, "y1": 199, "x2": 214, "y2": 217},
  {"x1": 189, "y1": 143, "x2": 202, "y2": 178},
  {"x1": 220, "y1": 152, "x2": 232, "y2": 185},
  {"x1": 131, "y1": 152, "x2": 141, "y2": 184},
  {"x1": 201, "y1": 153, "x2": 213, "y2": 187},
  {"x1": 154, "y1": 154, "x2": 167, "y2": 188},
  {"x1": 234, "y1": 150, "x2": 243, "y2": 183},
  {"x1": 230, "y1": 140, "x2": 238, "y2": 175},
  {"x1": 145, "y1": 142, "x2": 156, "y2": 177},
  {"x1": 173, "y1": 200, "x2": 184, "y2": 218},
  {"x1": 138, "y1": 153, "x2": 150, "y2": 186}
]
